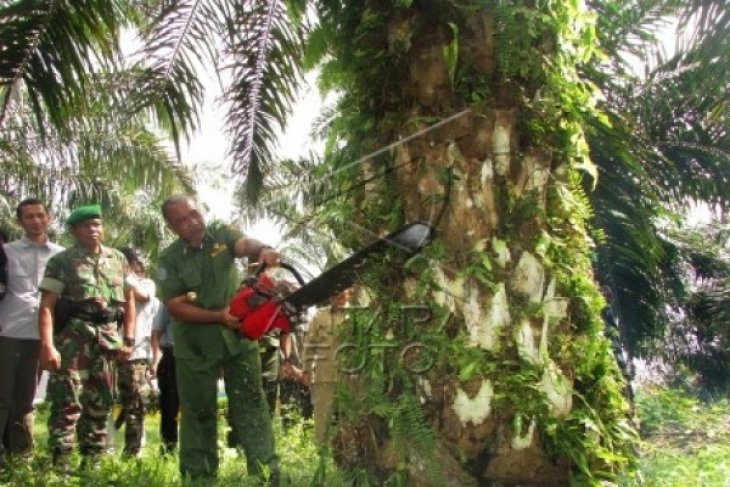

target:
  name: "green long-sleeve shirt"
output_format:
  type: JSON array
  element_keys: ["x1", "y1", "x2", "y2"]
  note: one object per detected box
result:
[{"x1": 156, "y1": 221, "x2": 247, "y2": 363}]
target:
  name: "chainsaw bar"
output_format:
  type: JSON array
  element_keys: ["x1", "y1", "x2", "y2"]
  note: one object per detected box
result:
[{"x1": 284, "y1": 221, "x2": 434, "y2": 309}]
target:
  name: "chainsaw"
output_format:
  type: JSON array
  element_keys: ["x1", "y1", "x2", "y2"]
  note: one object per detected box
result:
[{"x1": 229, "y1": 221, "x2": 434, "y2": 340}]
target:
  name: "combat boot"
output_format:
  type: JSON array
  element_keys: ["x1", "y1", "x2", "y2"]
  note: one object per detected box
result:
[
  {"x1": 80, "y1": 453, "x2": 101, "y2": 468},
  {"x1": 0, "y1": 452, "x2": 8, "y2": 481},
  {"x1": 51, "y1": 452, "x2": 72, "y2": 478}
]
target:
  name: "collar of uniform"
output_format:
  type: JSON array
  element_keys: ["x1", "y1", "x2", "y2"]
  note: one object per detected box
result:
[
  {"x1": 18, "y1": 235, "x2": 51, "y2": 249},
  {"x1": 182, "y1": 228, "x2": 213, "y2": 255},
  {"x1": 73, "y1": 243, "x2": 111, "y2": 258}
]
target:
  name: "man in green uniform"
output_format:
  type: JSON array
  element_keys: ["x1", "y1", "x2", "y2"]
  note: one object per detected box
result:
[
  {"x1": 38, "y1": 205, "x2": 135, "y2": 469},
  {"x1": 157, "y1": 194, "x2": 279, "y2": 482}
]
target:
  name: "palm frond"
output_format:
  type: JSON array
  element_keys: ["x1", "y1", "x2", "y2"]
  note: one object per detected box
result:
[
  {"x1": 0, "y1": 0, "x2": 127, "y2": 129},
  {"x1": 588, "y1": 0, "x2": 684, "y2": 69},
  {"x1": 131, "y1": 0, "x2": 223, "y2": 146},
  {"x1": 584, "y1": 0, "x2": 730, "y2": 358},
  {"x1": 0, "y1": 83, "x2": 194, "y2": 224},
  {"x1": 220, "y1": 0, "x2": 305, "y2": 203}
]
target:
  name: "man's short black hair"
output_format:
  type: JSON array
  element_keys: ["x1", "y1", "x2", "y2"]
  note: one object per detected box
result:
[
  {"x1": 161, "y1": 194, "x2": 195, "y2": 221},
  {"x1": 16, "y1": 198, "x2": 46, "y2": 220}
]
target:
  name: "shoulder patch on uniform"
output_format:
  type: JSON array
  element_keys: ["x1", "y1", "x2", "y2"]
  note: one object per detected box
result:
[{"x1": 211, "y1": 242, "x2": 227, "y2": 258}]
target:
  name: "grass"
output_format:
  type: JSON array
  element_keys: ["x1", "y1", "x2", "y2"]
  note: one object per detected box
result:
[
  {"x1": 4, "y1": 387, "x2": 730, "y2": 485},
  {"x1": 1, "y1": 401, "x2": 326, "y2": 486},
  {"x1": 635, "y1": 386, "x2": 730, "y2": 486}
]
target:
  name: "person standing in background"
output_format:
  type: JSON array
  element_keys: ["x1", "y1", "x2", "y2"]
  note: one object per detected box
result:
[
  {"x1": 0, "y1": 199, "x2": 63, "y2": 466},
  {"x1": 150, "y1": 304, "x2": 178, "y2": 454},
  {"x1": 284, "y1": 289, "x2": 352, "y2": 445},
  {"x1": 116, "y1": 247, "x2": 159, "y2": 456},
  {"x1": 38, "y1": 204, "x2": 135, "y2": 470}
]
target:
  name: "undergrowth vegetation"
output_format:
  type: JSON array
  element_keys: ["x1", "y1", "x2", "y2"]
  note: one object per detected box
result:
[
  {"x1": 636, "y1": 387, "x2": 730, "y2": 486},
  {"x1": 2, "y1": 388, "x2": 730, "y2": 486}
]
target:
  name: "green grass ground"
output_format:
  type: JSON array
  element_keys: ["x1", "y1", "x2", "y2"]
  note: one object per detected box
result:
[
  {"x1": 3, "y1": 387, "x2": 730, "y2": 485},
  {"x1": 1, "y1": 401, "x2": 326, "y2": 486},
  {"x1": 635, "y1": 387, "x2": 730, "y2": 487}
]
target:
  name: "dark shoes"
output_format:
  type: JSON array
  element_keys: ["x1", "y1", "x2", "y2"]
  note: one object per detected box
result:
[
  {"x1": 52, "y1": 452, "x2": 73, "y2": 478},
  {"x1": 79, "y1": 454, "x2": 103, "y2": 473}
]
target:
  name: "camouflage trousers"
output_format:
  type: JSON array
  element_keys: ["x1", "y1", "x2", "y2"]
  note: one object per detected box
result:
[
  {"x1": 116, "y1": 360, "x2": 150, "y2": 455},
  {"x1": 47, "y1": 328, "x2": 116, "y2": 458}
]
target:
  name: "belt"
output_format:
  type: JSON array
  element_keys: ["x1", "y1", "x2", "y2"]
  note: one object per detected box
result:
[{"x1": 72, "y1": 307, "x2": 121, "y2": 325}]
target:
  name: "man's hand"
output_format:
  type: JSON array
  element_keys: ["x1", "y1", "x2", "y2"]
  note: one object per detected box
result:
[
  {"x1": 150, "y1": 356, "x2": 160, "y2": 377},
  {"x1": 117, "y1": 344, "x2": 132, "y2": 362},
  {"x1": 219, "y1": 306, "x2": 240, "y2": 331},
  {"x1": 282, "y1": 362, "x2": 308, "y2": 385},
  {"x1": 259, "y1": 247, "x2": 279, "y2": 266},
  {"x1": 40, "y1": 344, "x2": 61, "y2": 371}
]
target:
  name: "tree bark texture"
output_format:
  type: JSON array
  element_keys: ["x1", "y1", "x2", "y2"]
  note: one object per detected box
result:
[{"x1": 323, "y1": 2, "x2": 634, "y2": 485}]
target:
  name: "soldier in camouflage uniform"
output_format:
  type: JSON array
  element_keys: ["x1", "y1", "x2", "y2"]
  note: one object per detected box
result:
[{"x1": 37, "y1": 205, "x2": 135, "y2": 468}]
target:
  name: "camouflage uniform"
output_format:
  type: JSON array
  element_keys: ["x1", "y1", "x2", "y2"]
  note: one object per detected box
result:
[
  {"x1": 279, "y1": 330, "x2": 312, "y2": 429},
  {"x1": 259, "y1": 332, "x2": 281, "y2": 415},
  {"x1": 116, "y1": 361, "x2": 151, "y2": 453},
  {"x1": 116, "y1": 274, "x2": 157, "y2": 455},
  {"x1": 39, "y1": 245, "x2": 129, "y2": 459}
]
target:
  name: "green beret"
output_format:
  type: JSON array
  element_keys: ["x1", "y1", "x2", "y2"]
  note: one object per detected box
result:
[{"x1": 66, "y1": 204, "x2": 102, "y2": 226}]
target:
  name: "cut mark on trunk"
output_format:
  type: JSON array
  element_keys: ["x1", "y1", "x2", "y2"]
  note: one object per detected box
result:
[
  {"x1": 511, "y1": 419, "x2": 536, "y2": 450},
  {"x1": 539, "y1": 362, "x2": 573, "y2": 417}
]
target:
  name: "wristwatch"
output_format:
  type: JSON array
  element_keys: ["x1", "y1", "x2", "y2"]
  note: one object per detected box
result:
[{"x1": 123, "y1": 336, "x2": 135, "y2": 347}]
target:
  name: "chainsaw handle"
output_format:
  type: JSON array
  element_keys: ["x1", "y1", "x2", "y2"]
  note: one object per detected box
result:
[{"x1": 253, "y1": 261, "x2": 306, "y2": 287}]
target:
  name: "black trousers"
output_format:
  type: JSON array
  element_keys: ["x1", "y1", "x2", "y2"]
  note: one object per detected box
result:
[
  {"x1": 157, "y1": 346, "x2": 179, "y2": 452},
  {"x1": 0, "y1": 337, "x2": 40, "y2": 458}
]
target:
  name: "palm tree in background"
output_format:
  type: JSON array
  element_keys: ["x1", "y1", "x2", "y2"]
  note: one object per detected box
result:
[
  {"x1": 586, "y1": 0, "x2": 729, "y2": 361},
  {"x1": 0, "y1": 79, "x2": 194, "y2": 254},
  {"x1": 0, "y1": 1, "x2": 195, "y2": 250}
]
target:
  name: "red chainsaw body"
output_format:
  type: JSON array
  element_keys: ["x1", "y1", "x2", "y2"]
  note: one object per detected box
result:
[{"x1": 229, "y1": 273, "x2": 292, "y2": 340}]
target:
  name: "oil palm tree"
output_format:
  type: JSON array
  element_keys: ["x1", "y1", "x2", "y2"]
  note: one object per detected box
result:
[
  {"x1": 142, "y1": 0, "x2": 725, "y2": 483},
  {"x1": 0, "y1": 78, "x2": 194, "y2": 249},
  {"x1": 0, "y1": 0, "x2": 196, "y2": 248},
  {"x1": 586, "y1": 0, "x2": 730, "y2": 360}
]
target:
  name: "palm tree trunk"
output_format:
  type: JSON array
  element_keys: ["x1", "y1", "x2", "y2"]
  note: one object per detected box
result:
[{"x1": 321, "y1": 1, "x2": 635, "y2": 484}]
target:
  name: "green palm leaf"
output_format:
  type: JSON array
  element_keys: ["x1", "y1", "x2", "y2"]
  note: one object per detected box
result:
[
  {"x1": 0, "y1": 0, "x2": 127, "y2": 129},
  {"x1": 587, "y1": 0, "x2": 729, "y2": 357},
  {"x1": 219, "y1": 0, "x2": 304, "y2": 204}
]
